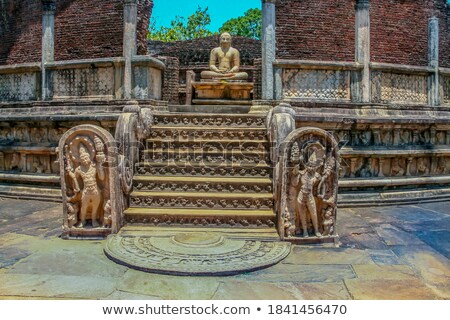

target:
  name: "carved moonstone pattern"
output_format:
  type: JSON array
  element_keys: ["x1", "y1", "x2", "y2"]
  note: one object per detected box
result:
[{"x1": 104, "y1": 233, "x2": 291, "y2": 275}]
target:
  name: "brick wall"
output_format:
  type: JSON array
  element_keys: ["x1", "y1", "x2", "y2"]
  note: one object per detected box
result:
[
  {"x1": 55, "y1": 0, "x2": 152, "y2": 61},
  {"x1": 148, "y1": 36, "x2": 261, "y2": 67},
  {"x1": 0, "y1": 0, "x2": 42, "y2": 65},
  {"x1": 275, "y1": 0, "x2": 356, "y2": 62},
  {"x1": 371, "y1": 0, "x2": 431, "y2": 66},
  {"x1": 158, "y1": 56, "x2": 180, "y2": 104},
  {"x1": 0, "y1": 0, "x2": 152, "y2": 65},
  {"x1": 439, "y1": 2, "x2": 450, "y2": 67}
]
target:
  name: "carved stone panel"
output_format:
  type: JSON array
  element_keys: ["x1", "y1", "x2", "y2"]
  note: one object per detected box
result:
[
  {"x1": 276, "y1": 127, "x2": 339, "y2": 243},
  {"x1": 442, "y1": 75, "x2": 450, "y2": 105},
  {"x1": 371, "y1": 71, "x2": 428, "y2": 104},
  {"x1": 50, "y1": 67, "x2": 114, "y2": 99},
  {"x1": 282, "y1": 69, "x2": 350, "y2": 101},
  {"x1": 0, "y1": 72, "x2": 38, "y2": 101},
  {"x1": 58, "y1": 125, "x2": 122, "y2": 239}
]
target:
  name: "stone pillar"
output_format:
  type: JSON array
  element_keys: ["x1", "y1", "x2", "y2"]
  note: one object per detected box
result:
[
  {"x1": 355, "y1": 0, "x2": 370, "y2": 103},
  {"x1": 123, "y1": 0, "x2": 138, "y2": 100},
  {"x1": 262, "y1": 0, "x2": 276, "y2": 100},
  {"x1": 428, "y1": 17, "x2": 439, "y2": 106},
  {"x1": 41, "y1": 0, "x2": 56, "y2": 100}
]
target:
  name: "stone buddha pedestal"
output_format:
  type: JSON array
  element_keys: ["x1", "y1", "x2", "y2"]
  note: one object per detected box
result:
[{"x1": 192, "y1": 33, "x2": 254, "y2": 103}]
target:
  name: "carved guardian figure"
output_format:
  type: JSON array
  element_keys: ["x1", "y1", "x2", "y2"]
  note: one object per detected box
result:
[{"x1": 276, "y1": 128, "x2": 339, "y2": 243}]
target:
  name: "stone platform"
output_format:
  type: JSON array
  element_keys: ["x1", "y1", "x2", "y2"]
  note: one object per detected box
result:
[
  {"x1": 104, "y1": 231, "x2": 291, "y2": 276},
  {"x1": 192, "y1": 81, "x2": 254, "y2": 102}
]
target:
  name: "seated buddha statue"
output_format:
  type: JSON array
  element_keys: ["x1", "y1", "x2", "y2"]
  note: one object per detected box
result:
[{"x1": 200, "y1": 32, "x2": 249, "y2": 81}]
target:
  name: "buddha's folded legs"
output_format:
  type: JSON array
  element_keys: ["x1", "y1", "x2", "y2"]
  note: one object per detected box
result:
[{"x1": 201, "y1": 70, "x2": 249, "y2": 80}]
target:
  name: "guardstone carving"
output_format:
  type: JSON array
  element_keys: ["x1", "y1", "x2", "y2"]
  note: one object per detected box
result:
[
  {"x1": 58, "y1": 124, "x2": 123, "y2": 239},
  {"x1": 276, "y1": 127, "x2": 339, "y2": 243}
]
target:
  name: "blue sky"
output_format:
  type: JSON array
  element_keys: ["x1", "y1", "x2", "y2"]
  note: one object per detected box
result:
[{"x1": 151, "y1": 0, "x2": 261, "y2": 31}]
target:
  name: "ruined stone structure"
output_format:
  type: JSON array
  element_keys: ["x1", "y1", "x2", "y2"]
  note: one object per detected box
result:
[{"x1": 0, "y1": 0, "x2": 449, "y2": 265}]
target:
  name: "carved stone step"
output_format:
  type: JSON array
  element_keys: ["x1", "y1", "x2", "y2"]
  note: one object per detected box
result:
[
  {"x1": 130, "y1": 191, "x2": 274, "y2": 210},
  {"x1": 145, "y1": 139, "x2": 269, "y2": 152},
  {"x1": 133, "y1": 175, "x2": 273, "y2": 193},
  {"x1": 124, "y1": 208, "x2": 276, "y2": 228},
  {"x1": 119, "y1": 225, "x2": 281, "y2": 241},
  {"x1": 153, "y1": 113, "x2": 266, "y2": 128},
  {"x1": 141, "y1": 149, "x2": 270, "y2": 164},
  {"x1": 148, "y1": 126, "x2": 267, "y2": 141},
  {"x1": 135, "y1": 161, "x2": 272, "y2": 177}
]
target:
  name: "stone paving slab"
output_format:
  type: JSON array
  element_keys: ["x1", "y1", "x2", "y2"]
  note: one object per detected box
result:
[
  {"x1": 213, "y1": 281, "x2": 303, "y2": 300},
  {"x1": 284, "y1": 247, "x2": 375, "y2": 265},
  {"x1": 236, "y1": 264, "x2": 357, "y2": 283},
  {"x1": 116, "y1": 269, "x2": 221, "y2": 300},
  {"x1": 0, "y1": 198, "x2": 449, "y2": 300},
  {"x1": 0, "y1": 273, "x2": 116, "y2": 299},
  {"x1": 344, "y1": 279, "x2": 439, "y2": 300}
]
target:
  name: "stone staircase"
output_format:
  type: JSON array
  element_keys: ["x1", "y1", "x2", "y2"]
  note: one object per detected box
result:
[{"x1": 123, "y1": 112, "x2": 277, "y2": 236}]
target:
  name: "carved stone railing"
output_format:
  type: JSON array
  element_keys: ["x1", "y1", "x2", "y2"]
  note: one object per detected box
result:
[
  {"x1": 0, "y1": 56, "x2": 165, "y2": 102},
  {"x1": 370, "y1": 63, "x2": 431, "y2": 105},
  {"x1": 273, "y1": 60, "x2": 450, "y2": 107},
  {"x1": 45, "y1": 58, "x2": 121, "y2": 100},
  {"x1": 273, "y1": 60, "x2": 363, "y2": 102},
  {"x1": 440, "y1": 68, "x2": 450, "y2": 106},
  {"x1": 0, "y1": 63, "x2": 41, "y2": 101}
]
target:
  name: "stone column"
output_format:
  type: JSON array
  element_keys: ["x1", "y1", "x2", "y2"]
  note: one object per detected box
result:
[
  {"x1": 41, "y1": 0, "x2": 56, "y2": 100},
  {"x1": 428, "y1": 17, "x2": 439, "y2": 106},
  {"x1": 355, "y1": 0, "x2": 370, "y2": 103},
  {"x1": 262, "y1": 0, "x2": 276, "y2": 100},
  {"x1": 123, "y1": 0, "x2": 138, "y2": 100}
]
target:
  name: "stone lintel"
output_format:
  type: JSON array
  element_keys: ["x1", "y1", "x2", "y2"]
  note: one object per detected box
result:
[
  {"x1": 131, "y1": 56, "x2": 166, "y2": 70},
  {"x1": 274, "y1": 59, "x2": 363, "y2": 71},
  {"x1": 0, "y1": 63, "x2": 41, "y2": 74},
  {"x1": 45, "y1": 57, "x2": 124, "y2": 70},
  {"x1": 369, "y1": 62, "x2": 435, "y2": 75}
]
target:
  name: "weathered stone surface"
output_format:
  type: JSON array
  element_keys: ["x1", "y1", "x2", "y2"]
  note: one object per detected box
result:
[
  {"x1": 374, "y1": 224, "x2": 426, "y2": 246},
  {"x1": 392, "y1": 245, "x2": 450, "y2": 298},
  {"x1": 367, "y1": 250, "x2": 403, "y2": 265},
  {"x1": 213, "y1": 281, "x2": 303, "y2": 300},
  {"x1": 414, "y1": 230, "x2": 450, "y2": 259},
  {"x1": 293, "y1": 282, "x2": 352, "y2": 300},
  {"x1": 116, "y1": 269, "x2": 220, "y2": 299},
  {"x1": 104, "y1": 290, "x2": 161, "y2": 300},
  {"x1": 285, "y1": 247, "x2": 375, "y2": 265},
  {"x1": 8, "y1": 241, "x2": 128, "y2": 278},
  {"x1": 236, "y1": 264, "x2": 356, "y2": 283},
  {"x1": 352, "y1": 265, "x2": 418, "y2": 281},
  {"x1": 0, "y1": 247, "x2": 31, "y2": 269},
  {"x1": 344, "y1": 279, "x2": 438, "y2": 300},
  {"x1": 0, "y1": 273, "x2": 116, "y2": 299}
]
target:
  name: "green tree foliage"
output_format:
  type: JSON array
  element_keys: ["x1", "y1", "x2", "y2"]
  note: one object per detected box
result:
[
  {"x1": 219, "y1": 8, "x2": 262, "y2": 40},
  {"x1": 148, "y1": 6, "x2": 214, "y2": 41}
]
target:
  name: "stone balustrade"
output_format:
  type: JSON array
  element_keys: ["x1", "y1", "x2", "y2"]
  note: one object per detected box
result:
[
  {"x1": 273, "y1": 59, "x2": 450, "y2": 107},
  {"x1": 0, "y1": 56, "x2": 164, "y2": 102}
]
